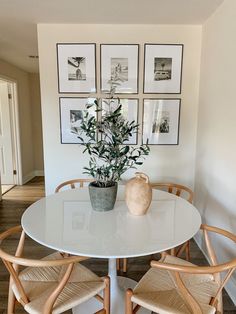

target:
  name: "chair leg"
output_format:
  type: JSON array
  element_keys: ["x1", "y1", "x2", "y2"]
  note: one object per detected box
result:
[
  {"x1": 160, "y1": 251, "x2": 168, "y2": 259},
  {"x1": 104, "y1": 276, "x2": 110, "y2": 314},
  {"x1": 126, "y1": 288, "x2": 133, "y2": 314},
  {"x1": 117, "y1": 258, "x2": 128, "y2": 272},
  {"x1": 116, "y1": 258, "x2": 120, "y2": 271},
  {"x1": 176, "y1": 242, "x2": 188, "y2": 258},
  {"x1": 186, "y1": 240, "x2": 190, "y2": 261},
  {"x1": 123, "y1": 258, "x2": 127, "y2": 273},
  {"x1": 150, "y1": 253, "x2": 155, "y2": 260},
  {"x1": 216, "y1": 292, "x2": 223, "y2": 314},
  {"x1": 7, "y1": 279, "x2": 16, "y2": 314}
]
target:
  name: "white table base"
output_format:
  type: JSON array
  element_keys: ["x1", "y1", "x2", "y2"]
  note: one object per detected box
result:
[{"x1": 72, "y1": 258, "x2": 151, "y2": 314}]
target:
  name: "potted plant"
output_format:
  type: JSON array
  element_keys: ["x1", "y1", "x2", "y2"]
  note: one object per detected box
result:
[{"x1": 78, "y1": 81, "x2": 150, "y2": 211}]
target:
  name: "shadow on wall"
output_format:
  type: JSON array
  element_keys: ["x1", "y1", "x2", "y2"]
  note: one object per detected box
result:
[{"x1": 194, "y1": 175, "x2": 236, "y2": 234}]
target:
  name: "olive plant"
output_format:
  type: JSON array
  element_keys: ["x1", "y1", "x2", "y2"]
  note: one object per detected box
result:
[{"x1": 78, "y1": 82, "x2": 150, "y2": 187}]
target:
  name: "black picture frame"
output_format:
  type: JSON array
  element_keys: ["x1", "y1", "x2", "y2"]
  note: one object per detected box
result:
[
  {"x1": 59, "y1": 97, "x2": 97, "y2": 144},
  {"x1": 143, "y1": 44, "x2": 183, "y2": 94},
  {"x1": 142, "y1": 98, "x2": 181, "y2": 145},
  {"x1": 100, "y1": 44, "x2": 139, "y2": 94},
  {"x1": 57, "y1": 43, "x2": 97, "y2": 94}
]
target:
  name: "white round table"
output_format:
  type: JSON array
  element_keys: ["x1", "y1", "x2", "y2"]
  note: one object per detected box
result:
[{"x1": 21, "y1": 186, "x2": 201, "y2": 314}]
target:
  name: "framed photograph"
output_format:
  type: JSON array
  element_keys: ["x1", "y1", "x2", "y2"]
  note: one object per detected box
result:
[
  {"x1": 144, "y1": 44, "x2": 183, "y2": 94},
  {"x1": 102, "y1": 98, "x2": 138, "y2": 144},
  {"x1": 142, "y1": 99, "x2": 181, "y2": 145},
  {"x1": 100, "y1": 44, "x2": 139, "y2": 94},
  {"x1": 57, "y1": 43, "x2": 96, "y2": 93},
  {"x1": 59, "y1": 97, "x2": 96, "y2": 144}
]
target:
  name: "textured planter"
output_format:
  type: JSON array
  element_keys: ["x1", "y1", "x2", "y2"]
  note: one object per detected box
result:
[{"x1": 88, "y1": 182, "x2": 118, "y2": 212}]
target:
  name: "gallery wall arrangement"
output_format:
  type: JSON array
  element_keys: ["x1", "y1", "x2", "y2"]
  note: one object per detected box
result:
[{"x1": 56, "y1": 43, "x2": 183, "y2": 146}]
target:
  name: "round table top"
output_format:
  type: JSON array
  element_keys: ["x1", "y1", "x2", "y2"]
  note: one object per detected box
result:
[{"x1": 21, "y1": 186, "x2": 201, "y2": 258}]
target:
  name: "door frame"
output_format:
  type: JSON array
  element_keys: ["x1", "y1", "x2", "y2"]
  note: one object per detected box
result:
[{"x1": 0, "y1": 75, "x2": 22, "y2": 185}]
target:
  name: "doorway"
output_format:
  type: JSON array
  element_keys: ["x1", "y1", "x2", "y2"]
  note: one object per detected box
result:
[{"x1": 0, "y1": 77, "x2": 22, "y2": 194}]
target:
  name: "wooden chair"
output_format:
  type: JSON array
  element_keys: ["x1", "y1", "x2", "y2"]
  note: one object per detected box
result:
[
  {"x1": 152, "y1": 182, "x2": 194, "y2": 260},
  {"x1": 56, "y1": 178, "x2": 124, "y2": 281},
  {"x1": 151, "y1": 182, "x2": 193, "y2": 203},
  {"x1": 125, "y1": 224, "x2": 236, "y2": 314},
  {"x1": 55, "y1": 178, "x2": 94, "y2": 193},
  {"x1": 0, "y1": 226, "x2": 110, "y2": 314},
  {"x1": 117, "y1": 182, "x2": 194, "y2": 273}
]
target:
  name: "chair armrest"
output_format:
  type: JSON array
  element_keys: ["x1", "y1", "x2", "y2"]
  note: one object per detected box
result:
[{"x1": 150, "y1": 259, "x2": 236, "y2": 274}]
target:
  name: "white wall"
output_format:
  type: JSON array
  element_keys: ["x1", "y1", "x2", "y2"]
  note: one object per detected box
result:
[
  {"x1": 38, "y1": 24, "x2": 202, "y2": 195},
  {"x1": 195, "y1": 0, "x2": 236, "y2": 303},
  {"x1": 0, "y1": 58, "x2": 35, "y2": 181},
  {"x1": 29, "y1": 73, "x2": 44, "y2": 174}
]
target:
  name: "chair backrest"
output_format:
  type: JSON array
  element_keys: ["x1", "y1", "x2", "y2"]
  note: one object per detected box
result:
[
  {"x1": 151, "y1": 224, "x2": 236, "y2": 314},
  {"x1": 151, "y1": 182, "x2": 193, "y2": 203},
  {"x1": 0, "y1": 226, "x2": 86, "y2": 313},
  {"x1": 55, "y1": 178, "x2": 94, "y2": 193}
]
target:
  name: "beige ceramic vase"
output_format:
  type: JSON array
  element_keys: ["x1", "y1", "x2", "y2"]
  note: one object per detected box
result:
[{"x1": 125, "y1": 172, "x2": 152, "y2": 216}]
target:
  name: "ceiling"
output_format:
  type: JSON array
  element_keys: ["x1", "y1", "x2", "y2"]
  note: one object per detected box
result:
[{"x1": 0, "y1": 0, "x2": 224, "y2": 73}]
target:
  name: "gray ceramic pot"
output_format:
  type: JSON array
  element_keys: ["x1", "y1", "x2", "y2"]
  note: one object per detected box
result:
[{"x1": 88, "y1": 182, "x2": 118, "y2": 211}]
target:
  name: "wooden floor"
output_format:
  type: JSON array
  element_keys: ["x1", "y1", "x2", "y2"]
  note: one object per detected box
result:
[{"x1": 0, "y1": 177, "x2": 235, "y2": 314}]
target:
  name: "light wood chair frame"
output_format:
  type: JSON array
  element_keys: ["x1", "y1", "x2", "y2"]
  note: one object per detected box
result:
[
  {"x1": 152, "y1": 182, "x2": 194, "y2": 260},
  {"x1": 151, "y1": 182, "x2": 194, "y2": 203},
  {"x1": 117, "y1": 182, "x2": 194, "y2": 273},
  {"x1": 125, "y1": 224, "x2": 236, "y2": 314},
  {"x1": 0, "y1": 226, "x2": 110, "y2": 314},
  {"x1": 55, "y1": 178, "x2": 94, "y2": 193}
]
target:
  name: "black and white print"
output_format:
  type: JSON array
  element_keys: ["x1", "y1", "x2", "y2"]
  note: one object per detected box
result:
[
  {"x1": 154, "y1": 58, "x2": 172, "y2": 81},
  {"x1": 68, "y1": 57, "x2": 86, "y2": 81},
  {"x1": 111, "y1": 58, "x2": 128, "y2": 82},
  {"x1": 152, "y1": 111, "x2": 170, "y2": 133},
  {"x1": 70, "y1": 109, "x2": 85, "y2": 135}
]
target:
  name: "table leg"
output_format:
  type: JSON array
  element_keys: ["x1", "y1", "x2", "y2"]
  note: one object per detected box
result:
[
  {"x1": 108, "y1": 258, "x2": 135, "y2": 312},
  {"x1": 72, "y1": 258, "x2": 150, "y2": 314}
]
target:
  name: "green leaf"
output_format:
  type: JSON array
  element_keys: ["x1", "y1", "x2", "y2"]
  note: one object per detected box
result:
[
  {"x1": 77, "y1": 136, "x2": 84, "y2": 142},
  {"x1": 77, "y1": 80, "x2": 150, "y2": 183},
  {"x1": 113, "y1": 104, "x2": 122, "y2": 115},
  {"x1": 86, "y1": 103, "x2": 93, "y2": 109}
]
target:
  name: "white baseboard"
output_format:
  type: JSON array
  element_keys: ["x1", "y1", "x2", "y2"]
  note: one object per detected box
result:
[
  {"x1": 194, "y1": 234, "x2": 236, "y2": 305},
  {"x1": 34, "y1": 170, "x2": 44, "y2": 176},
  {"x1": 22, "y1": 170, "x2": 44, "y2": 184},
  {"x1": 22, "y1": 172, "x2": 35, "y2": 184}
]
